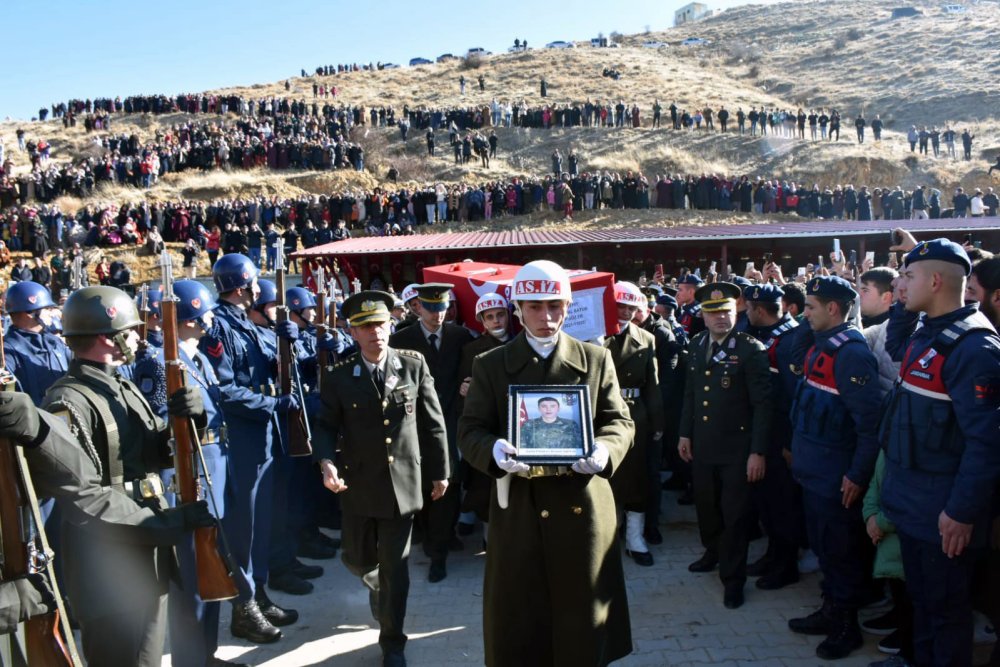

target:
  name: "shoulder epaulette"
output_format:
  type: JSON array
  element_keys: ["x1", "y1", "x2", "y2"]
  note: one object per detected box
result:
[
  {"x1": 933, "y1": 311, "x2": 994, "y2": 352},
  {"x1": 396, "y1": 348, "x2": 425, "y2": 360},
  {"x1": 828, "y1": 327, "x2": 866, "y2": 349}
]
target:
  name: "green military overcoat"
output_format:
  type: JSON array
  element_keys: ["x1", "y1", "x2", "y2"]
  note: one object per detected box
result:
[{"x1": 458, "y1": 332, "x2": 635, "y2": 667}]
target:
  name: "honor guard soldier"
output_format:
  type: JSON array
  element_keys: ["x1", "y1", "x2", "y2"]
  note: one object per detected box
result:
[
  {"x1": 458, "y1": 260, "x2": 635, "y2": 666},
  {"x1": 677, "y1": 274, "x2": 706, "y2": 338},
  {"x1": 130, "y1": 280, "x2": 248, "y2": 667},
  {"x1": 606, "y1": 281, "x2": 665, "y2": 566},
  {"x1": 2, "y1": 281, "x2": 70, "y2": 405},
  {"x1": 457, "y1": 293, "x2": 513, "y2": 535},
  {"x1": 730, "y1": 276, "x2": 752, "y2": 333},
  {"x1": 655, "y1": 288, "x2": 689, "y2": 347},
  {"x1": 787, "y1": 275, "x2": 884, "y2": 660},
  {"x1": 743, "y1": 283, "x2": 805, "y2": 590},
  {"x1": 41, "y1": 286, "x2": 214, "y2": 666},
  {"x1": 882, "y1": 239, "x2": 1000, "y2": 666},
  {"x1": 142, "y1": 289, "x2": 164, "y2": 348},
  {"x1": 315, "y1": 291, "x2": 450, "y2": 667},
  {"x1": 678, "y1": 282, "x2": 772, "y2": 609},
  {"x1": 393, "y1": 283, "x2": 420, "y2": 331},
  {"x1": 201, "y1": 254, "x2": 298, "y2": 643},
  {"x1": 389, "y1": 283, "x2": 473, "y2": 583}
]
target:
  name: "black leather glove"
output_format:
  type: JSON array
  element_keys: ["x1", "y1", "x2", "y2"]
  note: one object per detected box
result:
[
  {"x1": 172, "y1": 499, "x2": 214, "y2": 531},
  {"x1": 13, "y1": 573, "x2": 56, "y2": 621},
  {"x1": 0, "y1": 391, "x2": 41, "y2": 446},
  {"x1": 167, "y1": 386, "x2": 204, "y2": 420}
]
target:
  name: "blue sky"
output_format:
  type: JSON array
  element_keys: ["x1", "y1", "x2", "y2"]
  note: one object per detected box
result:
[{"x1": 4, "y1": 0, "x2": 769, "y2": 121}]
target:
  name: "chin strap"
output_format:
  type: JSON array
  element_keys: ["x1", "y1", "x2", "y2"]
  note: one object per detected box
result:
[{"x1": 112, "y1": 331, "x2": 135, "y2": 364}]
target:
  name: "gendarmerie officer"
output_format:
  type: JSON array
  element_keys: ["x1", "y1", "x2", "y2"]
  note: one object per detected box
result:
[
  {"x1": 130, "y1": 280, "x2": 249, "y2": 667},
  {"x1": 883, "y1": 239, "x2": 1000, "y2": 666},
  {"x1": 678, "y1": 282, "x2": 772, "y2": 609},
  {"x1": 606, "y1": 281, "x2": 664, "y2": 566},
  {"x1": 41, "y1": 286, "x2": 214, "y2": 666},
  {"x1": 2, "y1": 281, "x2": 70, "y2": 405},
  {"x1": 315, "y1": 291, "x2": 450, "y2": 667},
  {"x1": 458, "y1": 260, "x2": 635, "y2": 666},
  {"x1": 389, "y1": 283, "x2": 473, "y2": 583},
  {"x1": 787, "y1": 275, "x2": 883, "y2": 660},
  {"x1": 743, "y1": 283, "x2": 805, "y2": 590},
  {"x1": 677, "y1": 274, "x2": 706, "y2": 338},
  {"x1": 201, "y1": 254, "x2": 298, "y2": 641}
]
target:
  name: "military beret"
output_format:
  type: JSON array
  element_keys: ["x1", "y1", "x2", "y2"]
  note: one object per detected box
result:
[
  {"x1": 661, "y1": 286, "x2": 679, "y2": 297},
  {"x1": 679, "y1": 274, "x2": 705, "y2": 287},
  {"x1": 903, "y1": 238, "x2": 971, "y2": 276},
  {"x1": 743, "y1": 283, "x2": 783, "y2": 303},
  {"x1": 694, "y1": 282, "x2": 741, "y2": 312},
  {"x1": 641, "y1": 284, "x2": 663, "y2": 298},
  {"x1": 806, "y1": 275, "x2": 858, "y2": 301},
  {"x1": 731, "y1": 276, "x2": 752, "y2": 289},
  {"x1": 656, "y1": 294, "x2": 678, "y2": 309}
]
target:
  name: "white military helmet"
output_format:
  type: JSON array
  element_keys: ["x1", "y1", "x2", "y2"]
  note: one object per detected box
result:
[
  {"x1": 510, "y1": 260, "x2": 572, "y2": 302},
  {"x1": 475, "y1": 292, "x2": 508, "y2": 318},
  {"x1": 400, "y1": 283, "x2": 419, "y2": 304},
  {"x1": 614, "y1": 281, "x2": 645, "y2": 307}
]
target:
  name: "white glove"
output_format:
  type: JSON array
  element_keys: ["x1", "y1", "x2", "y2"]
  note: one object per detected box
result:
[
  {"x1": 572, "y1": 441, "x2": 610, "y2": 475},
  {"x1": 493, "y1": 439, "x2": 529, "y2": 474}
]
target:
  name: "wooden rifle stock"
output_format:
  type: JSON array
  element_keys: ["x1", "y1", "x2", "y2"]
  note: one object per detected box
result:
[
  {"x1": 137, "y1": 284, "x2": 149, "y2": 345},
  {"x1": 275, "y1": 242, "x2": 313, "y2": 457},
  {"x1": 0, "y1": 371, "x2": 76, "y2": 666},
  {"x1": 314, "y1": 267, "x2": 329, "y2": 391},
  {"x1": 159, "y1": 259, "x2": 238, "y2": 602}
]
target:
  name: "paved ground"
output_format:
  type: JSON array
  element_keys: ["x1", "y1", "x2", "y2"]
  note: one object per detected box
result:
[{"x1": 170, "y1": 492, "x2": 895, "y2": 667}]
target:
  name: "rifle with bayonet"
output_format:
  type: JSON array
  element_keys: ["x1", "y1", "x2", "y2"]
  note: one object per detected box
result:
[
  {"x1": 0, "y1": 330, "x2": 79, "y2": 666},
  {"x1": 274, "y1": 240, "x2": 313, "y2": 457},
  {"x1": 158, "y1": 251, "x2": 238, "y2": 601}
]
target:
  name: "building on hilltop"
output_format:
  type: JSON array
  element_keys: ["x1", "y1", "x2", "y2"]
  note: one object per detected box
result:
[{"x1": 674, "y1": 2, "x2": 711, "y2": 26}]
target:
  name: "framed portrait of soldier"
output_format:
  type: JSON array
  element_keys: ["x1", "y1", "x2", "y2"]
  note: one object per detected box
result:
[{"x1": 507, "y1": 385, "x2": 594, "y2": 465}]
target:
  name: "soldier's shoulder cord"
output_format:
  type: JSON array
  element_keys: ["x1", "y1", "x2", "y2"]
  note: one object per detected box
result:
[{"x1": 46, "y1": 400, "x2": 103, "y2": 479}]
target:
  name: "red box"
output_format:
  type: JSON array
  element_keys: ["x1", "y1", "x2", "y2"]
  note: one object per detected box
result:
[{"x1": 421, "y1": 262, "x2": 619, "y2": 339}]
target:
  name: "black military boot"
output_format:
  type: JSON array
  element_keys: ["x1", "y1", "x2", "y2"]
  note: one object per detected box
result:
[
  {"x1": 817, "y1": 608, "x2": 864, "y2": 660},
  {"x1": 230, "y1": 599, "x2": 281, "y2": 643},
  {"x1": 788, "y1": 598, "x2": 838, "y2": 635},
  {"x1": 255, "y1": 587, "x2": 299, "y2": 626}
]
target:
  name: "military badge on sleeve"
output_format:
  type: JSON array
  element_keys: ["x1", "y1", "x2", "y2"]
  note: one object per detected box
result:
[{"x1": 975, "y1": 376, "x2": 1000, "y2": 406}]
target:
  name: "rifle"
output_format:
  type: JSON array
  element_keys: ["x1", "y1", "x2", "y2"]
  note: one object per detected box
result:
[
  {"x1": 0, "y1": 338, "x2": 79, "y2": 665},
  {"x1": 314, "y1": 266, "x2": 329, "y2": 392},
  {"x1": 69, "y1": 255, "x2": 83, "y2": 292},
  {"x1": 157, "y1": 251, "x2": 238, "y2": 602},
  {"x1": 274, "y1": 240, "x2": 313, "y2": 457},
  {"x1": 137, "y1": 283, "x2": 149, "y2": 344}
]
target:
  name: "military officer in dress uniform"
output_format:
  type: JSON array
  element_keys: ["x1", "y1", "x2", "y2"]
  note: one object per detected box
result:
[
  {"x1": 315, "y1": 291, "x2": 450, "y2": 667},
  {"x1": 606, "y1": 281, "x2": 664, "y2": 566},
  {"x1": 882, "y1": 239, "x2": 1000, "y2": 667},
  {"x1": 457, "y1": 293, "x2": 512, "y2": 535},
  {"x1": 743, "y1": 283, "x2": 805, "y2": 590},
  {"x1": 786, "y1": 275, "x2": 883, "y2": 660},
  {"x1": 201, "y1": 254, "x2": 298, "y2": 642},
  {"x1": 389, "y1": 283, "x2": 473, "y2": 582},
  {"x1": 41, "y1": 286, "x2": 214, "y2": 666},
  {"x1": 458, "y1": 260, "x2": 635, "y2": 667},
  {"x1": 678, "y1": 281, "x2": 772, "y2": 609},
  {"x1": 677, "y1": 274, "x2": 706, "y2": 338}
]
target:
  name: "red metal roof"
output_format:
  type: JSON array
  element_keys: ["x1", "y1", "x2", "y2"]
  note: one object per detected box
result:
[{"x1": 292, "y1": 216, "x2": 1000, "y2": 258}]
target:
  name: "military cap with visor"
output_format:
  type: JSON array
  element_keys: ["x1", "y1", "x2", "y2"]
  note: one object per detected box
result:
[
  {"x1": 694, "y1": 282, "x2": 741, "y2": 312},
  {"x1": 413, "y1": 283, "x2": 454, "y2": 313},
  {"x1": 342, "y1": 290, "x2": 395, "y2": 326}
]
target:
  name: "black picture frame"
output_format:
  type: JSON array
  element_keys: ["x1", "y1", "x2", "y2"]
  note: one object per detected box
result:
[{"x1": 507, "y1": 385, "x2": 594, "y2": 465}]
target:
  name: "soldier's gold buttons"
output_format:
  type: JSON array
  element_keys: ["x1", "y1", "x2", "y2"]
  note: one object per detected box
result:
[
  {"x1": 387, "y1": 456, "x2": 395, "y2": 464},
  {"x1": 703, "y1": 386, "x2": 710, "y2": 391},
  {"x1": 702, "y1": 416, "x2": 709, "y2": 421},
  {"x1": 705, "y1": 370, "x2": 711, "y2": 376},
  {"x1": 703, "y1": 401, "x2": 709, "y2": 407},
  {"x1": 540, "y1": 510, "x2": 550, "y2": 518},
  {"x1": 532, "y1": 357, "x2": 539, "y2": 364},
  {"x1": 572, "y1": 506, "x2": 583, "y2": 515},
  {"x1": 383, "y1": 419, "x2": 390, "y2": 426},
  {"x1": 352, "y1": 403, "x2": 357, "y2": 408},
  {"x1": 382, "y1": 400, "x2": 388, "y2": 408},
  {"x1": 385, "y1": 437, "x2": 392, "y2": 444}
]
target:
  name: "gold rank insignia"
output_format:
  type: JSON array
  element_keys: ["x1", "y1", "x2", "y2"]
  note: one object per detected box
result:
[
  {"x1": 850, "y1": 375, "x2": 869, "y2": 385},
  {"x1": 711, "y1": 289, "x2": 723, "y2": 300},
  {"x1": 790, "y1": 364, "x2": 803, "y2": 375}
]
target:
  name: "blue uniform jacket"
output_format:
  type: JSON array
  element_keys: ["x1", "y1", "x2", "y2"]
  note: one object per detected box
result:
[
  {"x1": 3, "y1": 327, "x2": 71, "y2": 405},
  {"x1": 790, "y1": 322, "x2": 884, "y2": 498},
  {"x1": 882, "y1": 303, "x2": 1000, "y2": 545}
]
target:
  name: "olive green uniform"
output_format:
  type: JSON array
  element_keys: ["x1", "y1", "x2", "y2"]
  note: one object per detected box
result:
[
  {"x1": 680, "y1": 330, "x2": 772, "y2": 588},
  {"x1": 458, "y1": 333, "x2": 505, "y2": 522},
  {"x1": 520, "y1": 416, "x2": 581, "y2": 450},
  {"x1": 459, "y1": 332, "x2": 635, "y2": 667},
  {"x1": 313, "y1": 347, "x2": 449, "y2": 655},
  {"x1": 604, "y1": 324, "x2": 665, "y2": 509}
]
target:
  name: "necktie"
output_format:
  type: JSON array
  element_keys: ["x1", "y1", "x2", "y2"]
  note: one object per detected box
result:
[
  {"x1": 428, "y1": 333, "x2": 438, "y2": 350},
  {"x1": 372, "y1": 366, "x2": 384, "y2": 398}
]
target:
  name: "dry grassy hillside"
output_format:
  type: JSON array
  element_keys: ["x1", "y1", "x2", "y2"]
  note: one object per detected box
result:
[{"x1": 2, "y1": 0, "x2": 999, "y2": 225}]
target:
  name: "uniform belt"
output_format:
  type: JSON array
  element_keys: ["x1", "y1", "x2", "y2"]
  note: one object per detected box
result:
[
  {"x1": 515, "y1": 465, "x2": 574, "y2": 479},
  {"x1": 197, "y1": 426, "x2": 227, "y2": 444},
  {"x1": 123, "y1": 474, "x2": 166, "y2": 501},
  {"x1": 620, "y1": 388, "x2": 641, "y2": 399}
]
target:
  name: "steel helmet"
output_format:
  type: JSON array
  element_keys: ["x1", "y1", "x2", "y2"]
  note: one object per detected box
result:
[
  {"x1": 5, "y1": 281, "x2": 55, "y2": 313},
  {"x1": 213, "y1": 253, "x2": 259, "y2": 292},
  {"x1": 475, "y1": 292, "x2": 508, "y2": 318},
  {"x1": 255, "y1": 279, "x2": 278, "y2": 308},
  {"x1": 136, "y1": 288, "x2": 163, "y2": 318},
  {"x1": 400, "y1": 283, "x2": 420, "y2": 304},
  {"x1": 62, "y1": 286, "x2": 142, "y2": 336},
  {"x1": 510, "y1": 260, "x2": 571, "y2": 302},
  {"x1": 614, "y1": 281, "x2": 645, "y2": 307},
  {"x1": 172, "y1": 280, "x2": 216, "y2": 321},
  {"x1": 286, "y1": 286, "x2": 317, "y2": 313}
]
